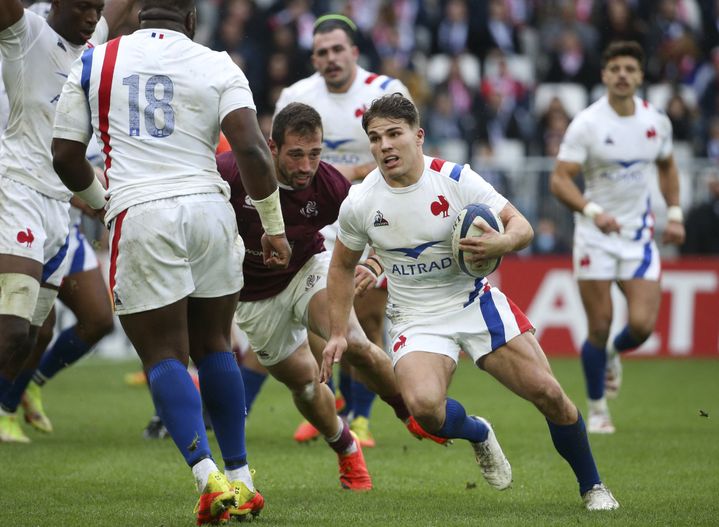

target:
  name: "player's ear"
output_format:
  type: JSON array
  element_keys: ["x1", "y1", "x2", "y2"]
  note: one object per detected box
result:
[
  {"x1": 416, "y1": 127, "x2": 425, "y2": 147},
  {"x1": 268, "y1": 138, "x2": 279, "y2": 156}
]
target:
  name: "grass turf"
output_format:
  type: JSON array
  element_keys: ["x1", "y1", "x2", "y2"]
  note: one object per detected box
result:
[{"x1": 0, "y1": 357, "x2": 717, "y2": 526}]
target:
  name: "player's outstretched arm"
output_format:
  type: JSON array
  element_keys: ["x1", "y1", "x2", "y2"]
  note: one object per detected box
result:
[
  {"x1": 656, "y1": 155, "x2": 686, "y2": 245},
  {"x1": 551, "y1": 159, "x2": 620, "y2": 234},
  {"x1": 321, "y1": 240, "x2": 363, "y2": 382},
  {"x1": 0, "y1": 0, "x2": 23, "y2": 32},
  {"x1": 222, "y1": 108, "x2": 291, "y2": 268}
]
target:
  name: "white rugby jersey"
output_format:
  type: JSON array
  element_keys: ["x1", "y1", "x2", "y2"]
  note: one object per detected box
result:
[
  {"x1": 558, "y1": 95, "x2": 673, "y2": 242},
  {"x1": 275, "y1": 66, "x2": 410, "y2": 167},
  {"x1": 0, "y1": 66, "x2": 8, "y2": 131},
  {"x1": 53, "y1": 29, "x2": 256, "y2": 222},
  {"x1": 0, "y1": 10, "x2": 108, "y2": 200},
  {"x1": 338, "y1": 155, "x2": 507, "y2": 324}
]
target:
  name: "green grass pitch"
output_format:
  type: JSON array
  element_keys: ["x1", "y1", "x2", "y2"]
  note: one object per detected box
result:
[{"x1": 0, "y1": 357, "x2": 717, "y2": 526}]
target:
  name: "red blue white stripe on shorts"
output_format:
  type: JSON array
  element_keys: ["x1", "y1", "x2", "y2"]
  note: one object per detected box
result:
[{"x1": 468, "y1": 279, "x2": 533, "y2": 351}]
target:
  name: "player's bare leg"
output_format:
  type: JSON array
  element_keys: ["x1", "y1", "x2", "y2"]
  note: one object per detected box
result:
[
  {"x1": 578, "y1": 280, "x2": 615, "y2": 432},
  {"x1": 605, "y1": 279, "x2": 661, "y2": 398},
  {"x1": 349, "y1": 287, "x2": 387, "y2": 445},
  {"x1": 309, "y1": 289, "x2": 448, "y2": 444},
  {"x1": 481, "y1": 332, "x2": 617, "y2": 508},
  {"x1": 394, "y1": 351, "x2": 511, "y2": 489}
]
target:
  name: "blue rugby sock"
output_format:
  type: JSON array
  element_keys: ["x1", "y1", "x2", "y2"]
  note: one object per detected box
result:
[
  {"x1": 148, "y1": 359, "x2": 211, "y2": 466},
  {"x1": 198, "y1": 352, "x2": 247, "y2": 469},
  {"x1": 437, "y1": 398, "x2": 489, "y2": 442},
  {"x1": 239, "y1": 365, "x2": 267, "y2": 415},
  {"x1": 350, "y1": 379, "x2": 375, "y2": 419},
  {"x1": 34, "y1": 326, "x2": 92, "y2": 385},
  {"x1": 581, "y1": 340, "x2": 606, "y2": 400},
  {"x1": 613, "y1": 326, "x2": 644, "y2": 354},
  {"x1": 338, "y1": 370, "x2": 353, "y2": 417},
  {"x1": 0, "y1": 375, "x2": 11, "y2": 402},
  {"x1": 547, "y1": 413, "x2": 601, "y2": 495},
  {"x1": 0, "y1": 370, "x2": 34, "y2": 413}
]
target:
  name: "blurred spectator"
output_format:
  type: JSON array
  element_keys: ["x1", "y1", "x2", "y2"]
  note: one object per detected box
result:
[
  {"x1": 665, "y1": 91, "x2": 695, "y2": 142},
  {"x1": 699, "y1": 0, "x2": 719, "y2": 50},
  {"x1": 475, "y1": 0, "x2": 522, "y2": 59},
  {"x1": 267, "y1": 0, "x2": 316, "y2": 51},
  {"x1": 544, "y1": 29, "x2": 600, "y2": 89},
  {"x1": 704, "y1": 117, "x2": 719, "y2": 162},
  {"x1": 645, "y1": 0, "x2": 700, "y2": 83},
  {"x1": 472, "y1": 143, "x2": 512, "y2": 199},
  {"x1": 681, "y1": 174, "x2": 719, "y2": 255},
  {"x1": 536, "y1": 96, "x2": 571, "y2": 155},
  {"x1": 595, "y1": 0, "x2": 647, "y2": 52},
  {"x1": 369, "y1": 0, "x2": 420, "y2": 69},
  {"x1": 473, "y1": 83, "x2": 532, "y2": 150},
  {"x1": 531, "y1": 218, "x2": 571, "y2": 255},
  {"x1": 433, "y1": 0, "x2": 472, "y2": 56},
  {"x1": 481, "y1": 52, "x2": 531, "y2": 110},
  {"x1": 539, "y1": 0, "x2": 599, "y2": 59}
]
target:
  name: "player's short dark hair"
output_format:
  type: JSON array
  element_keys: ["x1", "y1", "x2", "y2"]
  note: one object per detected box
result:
[
  {"x1": 313, "y1": 14, "x2": 356, "y2": 45},
  {"x1": 272, "y1": 103, "x2": 323, "y2": 149},
  {"x1": 138, "y1": 0, "x2": 194, "y2": 16},
  {"x1": 601, "y1": 41, "x2": 645, "y2": 70},
  {"x1": 361, "y1": 93, "x2": 419, "y2": 132}
]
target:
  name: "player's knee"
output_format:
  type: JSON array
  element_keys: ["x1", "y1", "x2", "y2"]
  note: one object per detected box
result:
[
  {"x1": 587, "y1": 323, "x2": 611, "y2": 346},
  {"x1": 403, "y1": 393, "x2": 444, "y2": 431},
  {"x1": 291, "y1": 379, "x2": 318, "y2": 403},
  {"x1": 344, "y1": 331, "x2": 373, "y2": 362},
  {"x1": 627, "y1": 321, "x2": 653, "y2": 344},
  {"x1": 532, "y1": 379, "x2": 571, "y2": 420}
]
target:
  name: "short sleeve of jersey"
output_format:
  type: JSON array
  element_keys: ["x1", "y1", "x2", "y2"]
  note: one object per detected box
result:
[
  {"x1": 217, "y1": 53, "x2": 256, "y2": 123},
  {"x1": 53, "y1": 55, "x2": 92, "y2": 143},
  {"x1": 460, "y1": 165, "x2": 508, "y2": 212},
  {"x1": 337, "y1": 190, "x2": 369, "y2": 251},
  {"x1": 557, "y1": 113, "x2": 590, "y2": 164},
  {"x1": 0, "y1": 11, "x2": 41, "y2": 60}
]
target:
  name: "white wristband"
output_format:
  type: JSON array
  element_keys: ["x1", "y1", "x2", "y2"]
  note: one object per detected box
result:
[
  {"x1": 582, "y1": 201, "x2": 603, "y2": 220},
  {"x1": 251, "y1": 187, "x2": 285, "y2": 236},
  {"x1": 75, "y1": 177, "x2": 107, "y2": 209},
  {"x1": 666, "y1": 205, "x2": 684, "y2": 223}
]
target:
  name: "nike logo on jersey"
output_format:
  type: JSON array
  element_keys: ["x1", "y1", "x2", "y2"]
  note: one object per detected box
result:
[
  {"x1": 388, "y1": 241, "x2": 441, "y2": 259},
  {"x1": 323, "y1": 138, "x2": 353, "y2": 150},
  {"x1": 56, "y1": 39, "x2": 67, "y2": 52},
  {"x1": 604, "y1": 136, "x2": 614, "y2": 145},
  {"x1": 55, "y1": 71, "x2": 69, "y2": 79}
]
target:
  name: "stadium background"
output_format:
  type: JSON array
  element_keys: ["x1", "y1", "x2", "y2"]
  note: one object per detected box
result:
[{"x1": 24, "y1": 0, "x2": 719, "y2": 359}]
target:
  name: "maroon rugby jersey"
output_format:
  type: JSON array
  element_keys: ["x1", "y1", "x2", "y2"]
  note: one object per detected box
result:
[{"x1": 216, "y1": 152, "x2": 351, "y2": 301}]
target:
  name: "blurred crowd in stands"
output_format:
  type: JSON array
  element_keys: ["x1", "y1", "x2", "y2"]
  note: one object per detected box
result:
[{"x1": 43, "y1": 0, "x2": 719, "y2": 255}]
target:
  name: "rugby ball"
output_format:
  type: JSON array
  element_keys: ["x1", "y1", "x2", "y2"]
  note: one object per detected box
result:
[{"x1": 451, "y1": 203, "x2": 504, "y2": 278}]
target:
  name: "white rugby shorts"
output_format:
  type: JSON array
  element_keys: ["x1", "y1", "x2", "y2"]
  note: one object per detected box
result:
[
  {"x1": 234, "y1": 251, "x2": 330, "y2": 367},
  {"x1": 0, "y1": 176, "x2": 70, "y2": 287},
  {"x1": 108, "y1": 193, "x2": 244, "y2": 315},
  {"x1": 573, "y1": 227, "x2": 660, "y2": 281},
  {"x1": 65, "y1": 222, "x2": 99, "y2": 276},
  {"x1": 387, "y1": 282, "x2": 534, "y2": 367}
]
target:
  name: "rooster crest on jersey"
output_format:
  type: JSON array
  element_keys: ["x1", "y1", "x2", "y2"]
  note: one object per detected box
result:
[{"x1": 451, "y1": 203, "x2": 504, "y2": 278}]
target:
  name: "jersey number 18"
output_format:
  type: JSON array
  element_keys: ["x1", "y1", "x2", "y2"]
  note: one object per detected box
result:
[{"x1": 122, "y1": 74, "x2": 175, "y2": 138}]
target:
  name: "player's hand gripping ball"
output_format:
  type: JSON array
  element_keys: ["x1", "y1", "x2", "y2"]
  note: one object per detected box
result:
[{"x1": 451, "y1": 203, "x2": 504, "y2": 278}]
